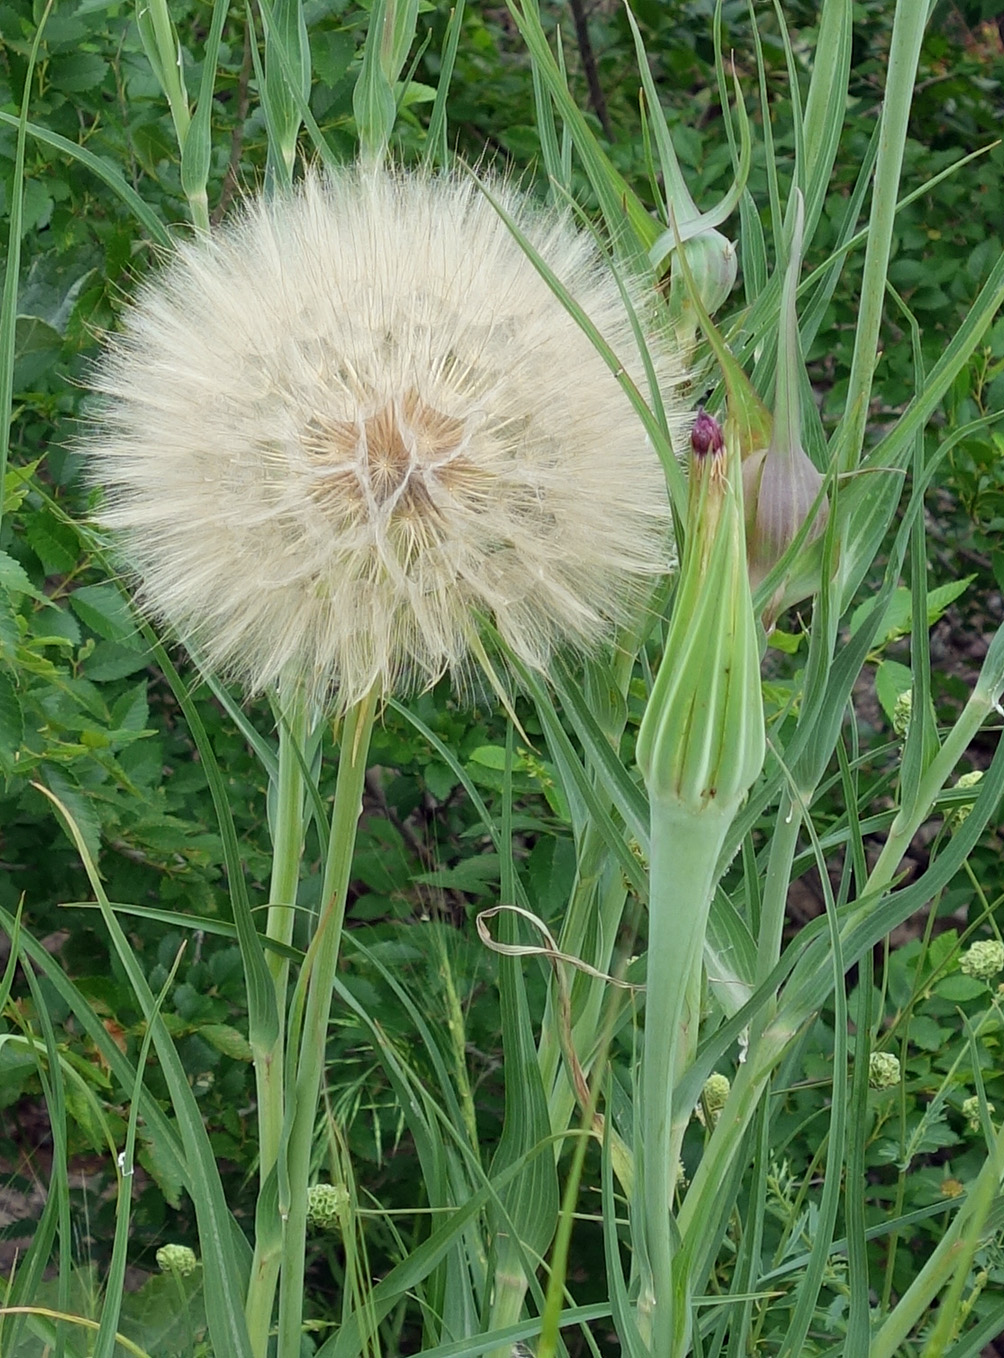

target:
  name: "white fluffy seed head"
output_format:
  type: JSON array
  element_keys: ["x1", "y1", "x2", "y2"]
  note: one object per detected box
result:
[{"x1": 84, "y1": 167, "x2": 685, "y2": 709}]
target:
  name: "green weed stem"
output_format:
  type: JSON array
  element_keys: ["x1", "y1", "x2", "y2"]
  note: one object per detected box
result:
[
  {"x1": 639, "y1": 799, "x2": 731, "y2": 1357},
  {"x1": 275, "y1": 689, "x2": 378, "y2": 1358},
  {"x1": 246, "y1": 685, "x2": 309, "y2": 1358}
]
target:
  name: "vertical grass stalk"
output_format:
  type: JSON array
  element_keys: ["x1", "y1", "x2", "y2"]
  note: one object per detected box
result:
[
  {"x1": 246, "y1": 683, "x2": 310, "y2": 1357},
  {"x1": 639, "y1": 804, "x2": 733, "y2": 1355},
  {"x1": 276, "y1": 688, "x2": 379, "y2": 1358}
]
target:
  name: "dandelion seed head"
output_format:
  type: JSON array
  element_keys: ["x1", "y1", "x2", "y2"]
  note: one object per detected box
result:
[{"x1": 85, "y1": 168, "x2": 683, "y2": 707}]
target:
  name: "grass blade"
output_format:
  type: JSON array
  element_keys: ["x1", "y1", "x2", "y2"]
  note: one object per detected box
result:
[
  {"x1": 36, "y1": 785, "x2": 253, "y2": 1358},
  {"x1": 1, "y1": 2, "x2": 53, "y2": 535}
]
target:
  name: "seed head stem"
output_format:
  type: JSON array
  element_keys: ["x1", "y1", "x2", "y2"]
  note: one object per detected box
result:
[{"x1": 270, "y1": 690, "x2": 378, "y2": 1358}]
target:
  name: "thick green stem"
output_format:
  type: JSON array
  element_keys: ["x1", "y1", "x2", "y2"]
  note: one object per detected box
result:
[
  {"x1": 246, "y1": 687, "x2": 309, "y2": 1357},
  {"x1": 638, "y1": 798, "x2": 731, "y2": 1356},
  {"x1": 276, "y1": 690, "x2": 378, "y2": 1358}
]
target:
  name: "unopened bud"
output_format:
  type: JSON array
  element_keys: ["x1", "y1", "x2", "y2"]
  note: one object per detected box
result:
[
  {"x1": 647, "y1": 117, "x2": 739, "y2": 363},
  {"x1": 744, "y1": 194, "x2": 829, "y2": 620},
  {"x1": 656, "y1": 227, "x2": 738, "y2": 360},
  {"x1": 638, "y1": 419, "x2": 764, "y2": 817}
]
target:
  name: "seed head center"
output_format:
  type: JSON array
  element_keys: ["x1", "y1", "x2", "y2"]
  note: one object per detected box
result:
[{"x1": 303, "y1": 391, "x2": 483, "y2": 532}]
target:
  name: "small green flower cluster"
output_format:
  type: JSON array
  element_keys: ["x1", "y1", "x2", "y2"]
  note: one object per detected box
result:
[
  {"x1": 156, "y1": 1243, "x2": 198, "y2": 1277},
  {"x1": 950, "y1": 769, "x2": 984, "y2": 829},
  {"x1": 868, "y1": 1052, "x2": 901, "y2": 1090},
  {"x1": 306, "y1": 1182, "x2": 350, "y2": 1231},
  {"x1": 959, "y1": 939, "x2": 1004, "y2": 981},
  {"x1": 698, "y1": 1072, "x2": 731, "y2": 1127},
  {"x1": 892, "y1": 689, "x2": 912, "y2": 739},
  {"x1": 962, "y1": 1095, "x2": 995, "y2": 1133}
]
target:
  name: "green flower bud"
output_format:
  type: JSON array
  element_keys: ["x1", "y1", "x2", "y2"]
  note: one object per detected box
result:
[
  {"x1": 868, "y1": 1052, "x2": 901, "y2": 1090},
  {"x1": 637, "y1": 411, "x2": 765, "y2": 818},
  {"x1": 962, "y1": 1094, "x2": 994, "y2": 1133},
  {"x1": 744, "y1": 194, "x2": 829, "y2": 622},
  {"x1": 306, "y1": 1181, "x2": 349, "y2": 1231},
  {"x1": 654, "y1": 227, "x2": 738, "y2": 362},
  {"x1": 959, "y1": 939, "x2": 1004, "y2": 982},
  {"x1": 645, "y1": 103, "x2": 740, "y2": 364},
  {"x1": 156, "y1": 1243, "x2": 198, "y2": 1277}
]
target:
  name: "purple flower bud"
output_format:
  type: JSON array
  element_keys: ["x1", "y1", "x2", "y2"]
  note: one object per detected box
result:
[{"x1": 691, "y1": 408, "x2": 724, "y2": 458}]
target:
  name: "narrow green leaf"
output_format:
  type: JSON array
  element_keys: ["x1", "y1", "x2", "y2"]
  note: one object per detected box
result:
[
  {"x1": 36, "y1": 786, "x2": 253, "y2": 1358},
  {"x1": 93, "y1": 955, "x2": 182, "y2": 1358},
  {"x1": 834, "y1": 2, "x2": 929, "y2": 472},
  {"x1": 180, "y1": 0, "x2": 230, "y2": 231},
  {"x1": 143, "y1": 629, "x2": 279, "y2": 1054},
  {"x1": 1, "y1": 4, "x2": 52, "y2": 537},
  {"x1": 424, "y1": 0, "x2": 466, "y2": 166}
]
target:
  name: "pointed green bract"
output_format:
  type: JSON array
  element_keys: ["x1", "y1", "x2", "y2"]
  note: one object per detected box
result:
[{"x1": 638, "y1": 414, "x2": 765, "y2": 819}]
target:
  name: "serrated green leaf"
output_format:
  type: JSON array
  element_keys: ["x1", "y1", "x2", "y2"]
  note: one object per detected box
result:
[
  {"x1": 47, "y1": 51, "x2": 109, "y2": 92},
  {"x1": 0, "y1": 590, "x2": 20, "y2": 657},
  {"x1": 0, "y1": 546, "x2": 44, "y2": 598},
  {"x1": 69, "y1": 582, "x2": 137, "y2": 641},
  {"x1": 851, "y1": 577, "x2": 977, "y2": 646},
  {"x1": 39, "y1": 765, "x2": 102, "y2": 863},
  {"x1": 907, "y1": 1014, "x2": 949, "y2": 1051},
  {"x1": 82, "y1": 639, "x2": 150, "y2": 682},
  {"x1": 935, "y1": 974, "x2": 989, "y2": 1002},
  {"x1": 25, "y1": 508, "x2": 79, "y2": 575},
  {"x1": 414, "y1": 855, "x2": 501, "y2": 892},
  {"x1": 469, "y1": 744, "x2": 507, "y2": 770},
  {"x1": 110, "y1": 682, "x2": 149, "y2": 732}
]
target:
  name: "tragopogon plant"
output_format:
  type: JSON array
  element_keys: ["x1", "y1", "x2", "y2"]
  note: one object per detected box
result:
[{"x1": 78, "y1": 160, "x2": 684, "y2": 1355}]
